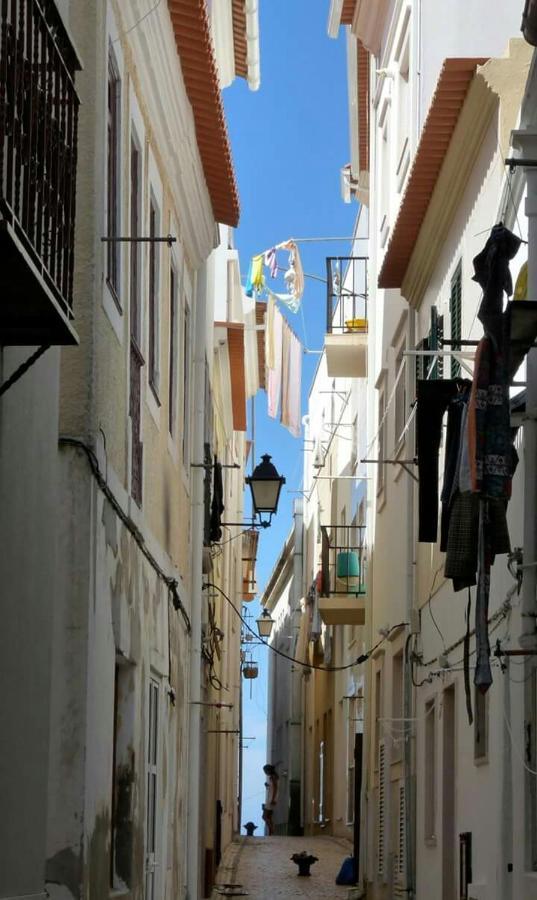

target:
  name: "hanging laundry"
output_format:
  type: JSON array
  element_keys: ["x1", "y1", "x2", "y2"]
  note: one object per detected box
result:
[
  {"x1": 266, "y1": 286, "x2": 301, "y2": 314},
  {"x1": 280, "y1": 322, "x2": 302, "y2": 438},
  {"x1": 472, "y1": 223, "x2": 521, "y2": 342},
  {"x1": 416, "y1": 379, "x2": 471, "y2": 543},
  {"x1": 245, "y1": 253, "x2": 265, "y2": 297},
  {"x1": 265, "y1": 295, "x2": 276, "y2": 370},
  {"x1": 274, "y1": 239, "x2": 305, "y2": 311},
  {"x1": 264, "y1": 247, "x2": 278, "y2": 279},
  {"x1": 267, "y1": 305, "x2": 283, "y2": 419}
]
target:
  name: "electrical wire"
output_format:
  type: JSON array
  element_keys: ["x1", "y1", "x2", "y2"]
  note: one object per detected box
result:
[
  {"x1": 502, "y1": 705, "x2": 537, "y2": 776},
  {"x1": 112, "y1": 0, "x2": 162, "y2": 43},
  {"x1": 204, "y1": 581, "x2": 406, "y2": 673},
  {"x1": 59, "y1": 436, "x2": 191, "y2": 633}
]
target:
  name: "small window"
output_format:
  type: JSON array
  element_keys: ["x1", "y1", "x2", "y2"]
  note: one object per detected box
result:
[
  {"x1": 107, "y1": 51, "x2": 121, "y2": 301},
  {"x1": 474, "y1": 688, "x2": 488, "y2": 762},
  {"x1": 424, "y1": 699, "x2": 436, "y2": 841}
]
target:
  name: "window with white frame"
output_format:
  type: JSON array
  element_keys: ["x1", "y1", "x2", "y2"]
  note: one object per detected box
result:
[
  {"x1": 377, "y1": 389, "x2": 386, "y2": 496},
  {"x1": 168, "y1": 263, "x2": 178, "y2": 436},
  {"x1": 394, "y1": 343, "x2": 407, "y2": 449},
  {"x1": 395, "y1": 28, "x2": 410, "y2": 189},
  {"x1": 106, "y1": 47, "x2": 121, "y2": 301},
  {"x1": 379, "y1": 103, "x2": 391, "y2": 248},
  {"x1": 182, "y1": 299, "x2": 191, "y2": 466},
  {"x1": 148, "y1": 196, "x2": 161, "y2": 398}
]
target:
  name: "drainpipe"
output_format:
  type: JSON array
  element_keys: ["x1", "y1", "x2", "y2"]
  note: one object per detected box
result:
[
  {"x1": 404, "y1": 308, "x2": 417, "y2": 899},
  {"x1": 186, "y1": 263, "x2": 209, "y2": 900},
  {"x1": 512, "y1": 130, "x2": 537, "y2": 652}
]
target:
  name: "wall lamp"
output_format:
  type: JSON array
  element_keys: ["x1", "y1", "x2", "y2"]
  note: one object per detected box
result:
[{"x1": 223, "y1": 454, "x2": 286, "y2": 530}]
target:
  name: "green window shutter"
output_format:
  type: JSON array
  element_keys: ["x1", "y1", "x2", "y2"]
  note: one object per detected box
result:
[
  {"x1": 428, "y1": 306, "x2": 443, "y2": 380},
  {"x1": 450, "y1": 263, "x2": 462, "y2": 378}
]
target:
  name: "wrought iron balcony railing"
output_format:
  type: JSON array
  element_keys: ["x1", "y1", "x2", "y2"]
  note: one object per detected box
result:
[
  {"x1": 320, "y1": 524, "x2": 366, "y2": 596},
  {"x1": 326, "y1": 257, "x2": 368, "y2": 335},
  {"x1": 0, "y1": 0, "x2": 81, "y2": 344}
]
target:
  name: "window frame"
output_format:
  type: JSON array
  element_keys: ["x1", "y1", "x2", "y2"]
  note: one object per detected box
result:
[
  {"x1": 106, "y1": 46, "x2": 122, "y2": 306},
  {"x1": 148, "y1": 195, "x2": 161, "y2": 402},
  {"x1": 424, "y1": 698, "x2": 437, "y2": 844}
]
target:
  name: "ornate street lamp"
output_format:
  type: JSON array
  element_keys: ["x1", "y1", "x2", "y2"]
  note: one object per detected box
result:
[
  {"x1": 256, "y1": 608, "x2": 275, "y2": 639},
  {"x1": 246, "y1": 454, "x2": 286, "y2": 527}
]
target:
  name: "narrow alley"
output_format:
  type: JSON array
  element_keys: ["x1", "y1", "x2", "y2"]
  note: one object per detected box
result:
[{"x1": 215, "y1": 837, "x2": 355, "y2": 900}]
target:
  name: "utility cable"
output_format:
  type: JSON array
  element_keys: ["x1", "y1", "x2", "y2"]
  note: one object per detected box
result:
[
  {"x1": 113, "y1": 0, "x2": 162, "y2": 43},
  {"x1": 59, "y1": 436, "x2": 191, "y2": 633},
  {"x1": 204, "y1": 581, "x2": 406, "y2": 672},
  {"x1": 0, "y1": 345, "x2": 50, "y2": 398}
]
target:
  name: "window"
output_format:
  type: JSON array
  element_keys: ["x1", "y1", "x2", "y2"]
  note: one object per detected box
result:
[
  {"x1": 129, "y1": 136, "x2": 143, "y2": 505},
  {"x1": 148, "y1": 199, "x2": 160, "y2": 398},
  {"x1": 379, "y1": 110, "x2": 390, "y2": 247},
  {"x1": 424, "y1": 699, "x2": 436, "y2": 841},
  {"x1": 145, "y1": 679, "x2": 159, "y2": 900},
  {"x1": 182, "y1": 301, "x2": 191, "y2": 465},
  {"x1": 107, "y1": 51, "x2": 121, "y2": 300},
  {"x1": 474, "y1": 687, "x2": 488, "y2": 762},
  {"x1": 450, "y1": 262, "x2": 462, "y2": 378},
  {"x1": 394, "y1": 345, "x2": 406, "y2": 448},
  {"x1": 392, "y1": 652, "x2": 404, "y2": 762},
  {"x1": 168, "y1": 265, "x2": 178, "y2": 435},
  {"x1": 130, "y1": 138, "x2": 142, "y2": 345},
  {"x1": 377, "y1": 390, "x2": 386, "y2": 496},
  {"x1": 396, "y1": 36, "x2": 410, "y2": 186}
]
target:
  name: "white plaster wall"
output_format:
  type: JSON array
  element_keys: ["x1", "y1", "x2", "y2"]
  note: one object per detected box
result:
[{"x1": 0, "y1": 347, "x2": 61, "y2": 899}]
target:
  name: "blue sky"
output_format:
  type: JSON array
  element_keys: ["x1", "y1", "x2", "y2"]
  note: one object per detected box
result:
[{"x1": 223, "y1": 0, "x2": 357, "y2": 830}]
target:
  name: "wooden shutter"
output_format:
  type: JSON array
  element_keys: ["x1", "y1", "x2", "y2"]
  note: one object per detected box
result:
[
  {"x1": 377, "y1": 740, "x2": 386, "y2": 879},
  {"x1": 450, "y1": 263, "x2": 462, "y2": 378}
]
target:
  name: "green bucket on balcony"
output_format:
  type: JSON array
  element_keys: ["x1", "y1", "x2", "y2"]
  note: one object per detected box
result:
[{"x1": 336, "y1": 551, "x2": 360, "y2": 582}]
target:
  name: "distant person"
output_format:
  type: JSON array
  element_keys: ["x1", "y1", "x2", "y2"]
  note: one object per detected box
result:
[{"x1": 262, "y1": 763, "x2": 279, "y2": 835}]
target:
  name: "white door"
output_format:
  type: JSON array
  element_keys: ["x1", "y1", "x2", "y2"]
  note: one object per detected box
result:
[{"x1": 145, "y1": 678, "x2": 159, "y2": 900}]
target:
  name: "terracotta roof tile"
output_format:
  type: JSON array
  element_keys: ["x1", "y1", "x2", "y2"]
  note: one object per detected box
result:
[
  {"x1": 232, "y1": 0, "x2": 248, "y2": 79},
  {"x1": 341, "y1": 0, "x2": 357, "y2": 25},
  {"x1": 378, "y1": 58, "x2": 487, "y2": 289},
  {"x1": 168, "y1": 0, "x2": 240, "y2": 227},
  {"x1": 357, "y1": 40, "x2": 369, "y2": 172}
]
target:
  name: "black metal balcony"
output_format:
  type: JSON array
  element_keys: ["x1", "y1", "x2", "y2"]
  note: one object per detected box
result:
[
  {"x1": 319, "y1": 524, "x2": 367, "y2": 626},
  {"x1": 326, "y1": 257, "x2": 368, "y2": 335},
  {"x1": 325, "y1": 257, "x2": 368, "y2": 378},
  {"x1": 0, "y1": 0, "x2": 81, "y2": 345},
  {"x1": 321, "y1": 524, "x2": 366, "y2": 596}
]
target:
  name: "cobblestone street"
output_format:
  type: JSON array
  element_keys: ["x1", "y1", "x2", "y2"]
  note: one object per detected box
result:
[{"x1": 215, "y1": 836, "x2": 356, "y2": 900}]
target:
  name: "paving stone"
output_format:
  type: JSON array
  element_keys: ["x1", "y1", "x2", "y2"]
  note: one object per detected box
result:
[{"x1": 215, "y1": 835, "x2": 354, "y2": 900}]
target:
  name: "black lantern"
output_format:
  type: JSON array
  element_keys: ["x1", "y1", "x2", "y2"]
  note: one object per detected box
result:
[
  {"x1": 256, "y1": 608, "x2": 275, "y2": 639},
  {"x1": 246, "y1": 455, "x2": 286, "y2": 527}
]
